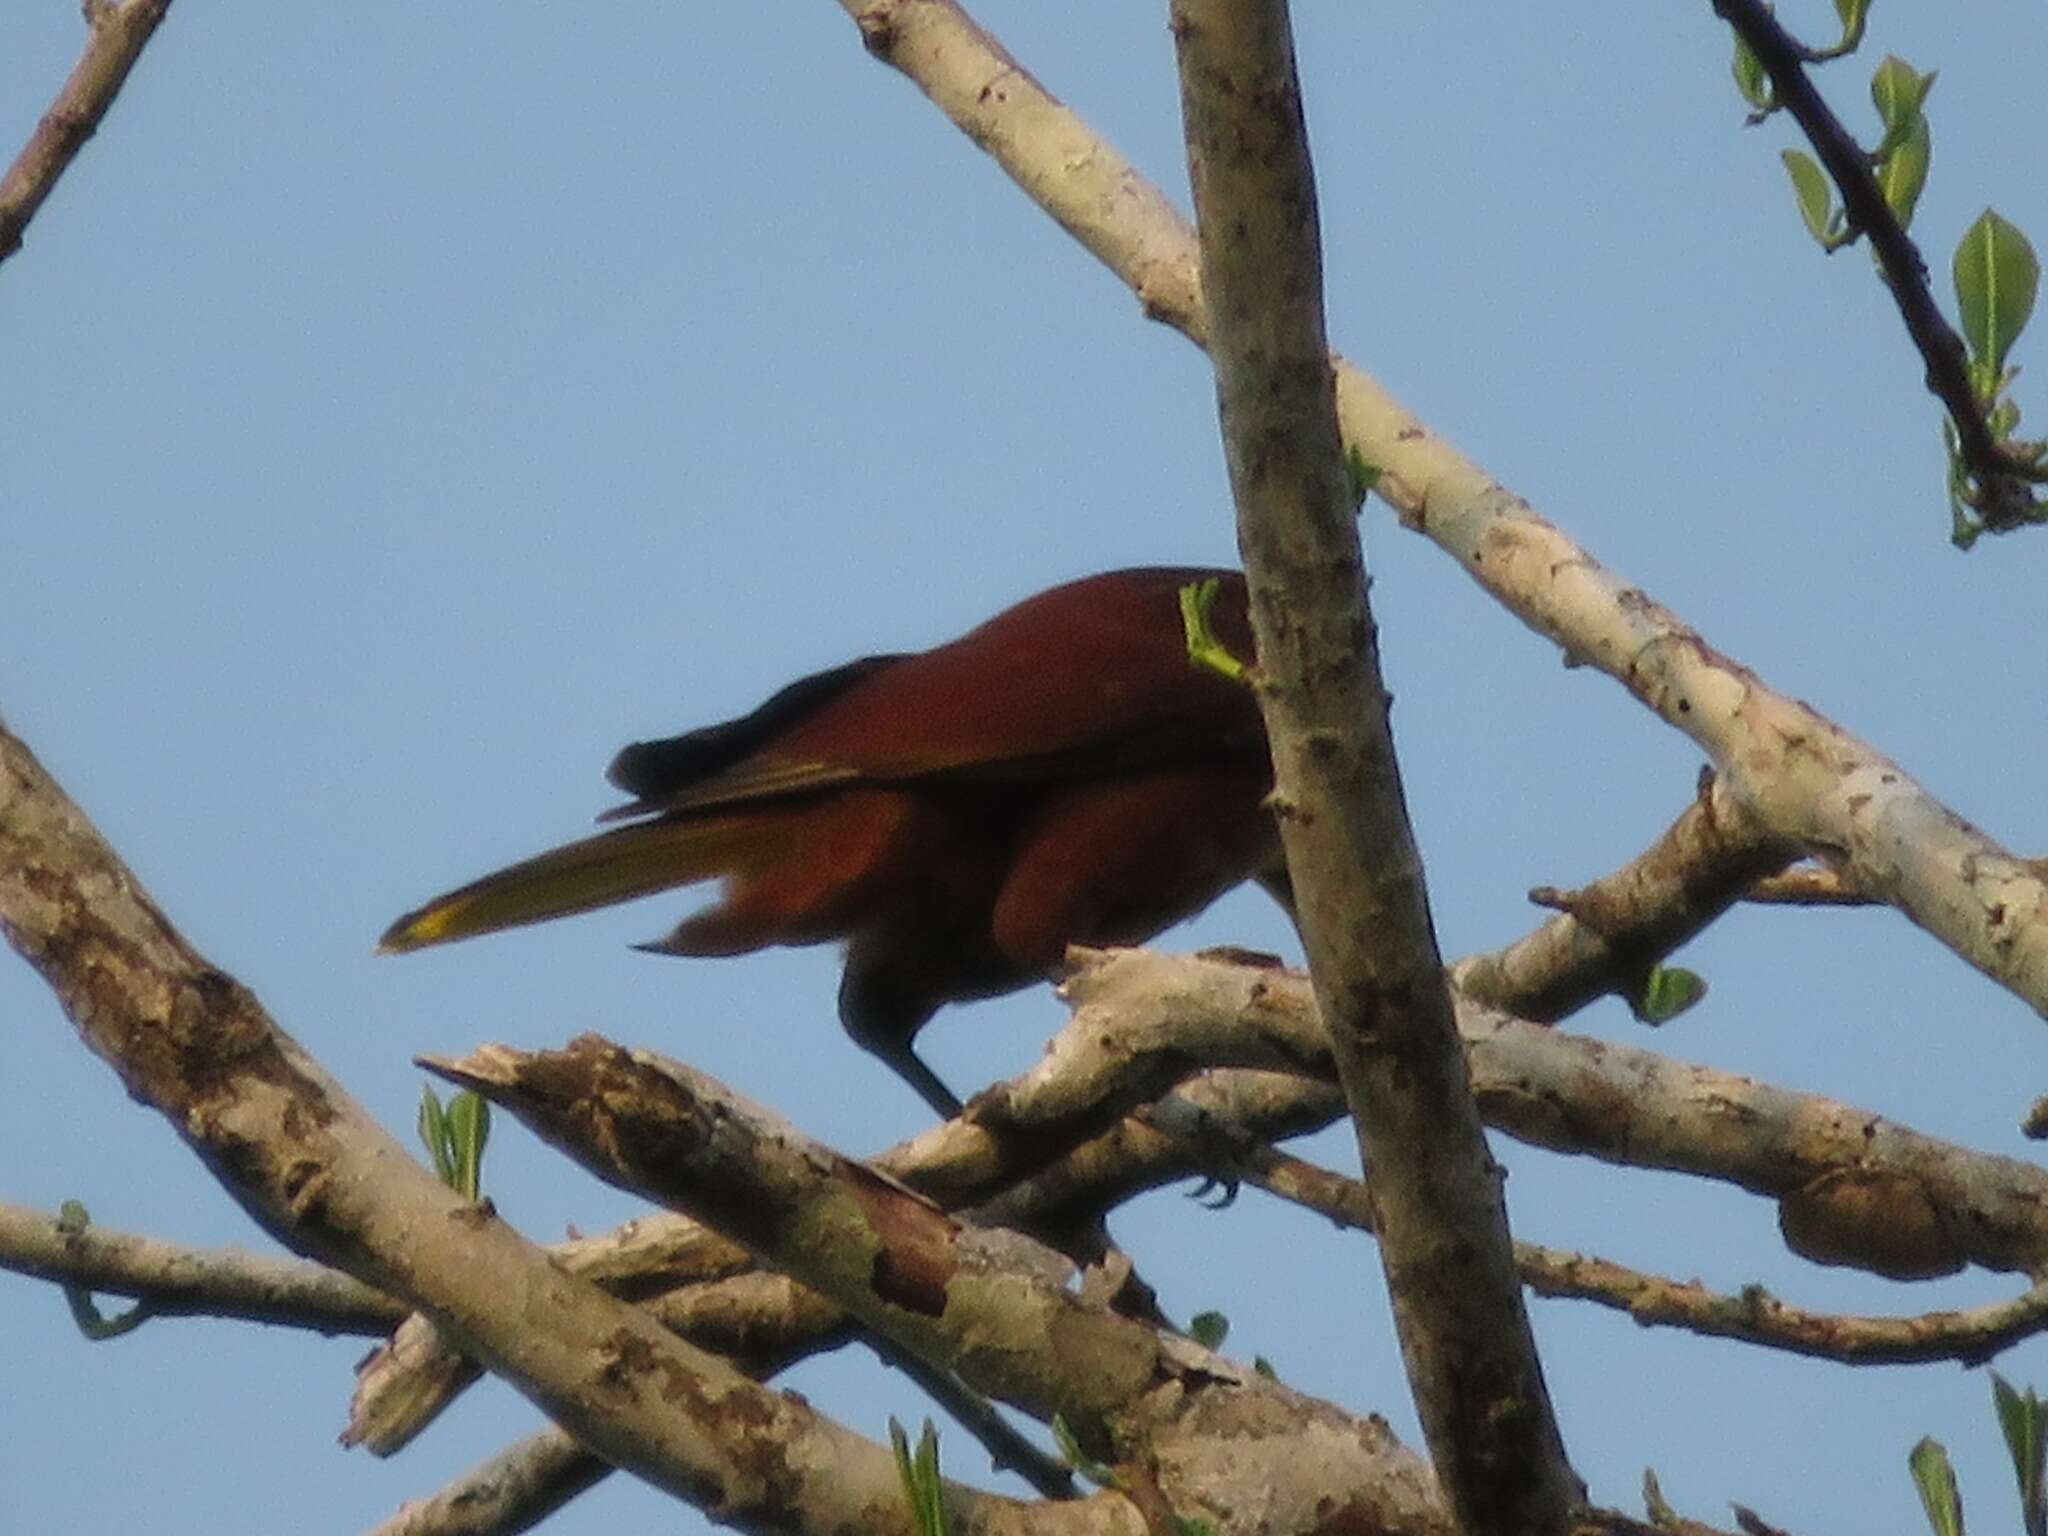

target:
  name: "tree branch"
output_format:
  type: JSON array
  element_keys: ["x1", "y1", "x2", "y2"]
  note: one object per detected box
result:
[
  {"x1": 429, "y1": 1035, "x2": 1462, "y2": 1536},
  {"x1": 1235, "y1": 1136, "x2": 2048, "y2": 1366},
  {"x1": 1744, "y1": 865, "x2": 1871, "y2": 905},
  {"x1": 1456, "y1": 770, "x2": 1797, "y2": 1022},
  {"x1": 372, "y1": 1426, "x2": 606, "y2": 1536},
  {"x1": 1058, "y1": 947, "x2": 2048, "y2": 1280},
  {"x1": 0, "y1": 719, "x2": 1081, "y2": 1536},
  {"x1": 835, "y1": 0, "x2": 2048, "y2": 1038},
  {"x1": 346, "y1": 1215, "x2": 760, "y2": 1454},
  {"x1": 368, "y1": 939, "x2": 2048, "y2": 1454},
  {"x1": 0, "y1": 0, "x2": 176, "y2": 266},
  {"x1": 1167, "y1": 5, "x2": 1577, "y2": 1530},
  {"x1": 0, "y1": 1199, "x2": 402, "y2": 1335},
  {"x1": 350, "y1": 999, "x2": 2048, "y2": 1526}
]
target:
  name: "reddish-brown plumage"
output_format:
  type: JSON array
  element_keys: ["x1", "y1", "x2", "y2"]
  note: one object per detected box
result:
[{"x1": 382, "y1": 567, "x2": 1285, "y2": 1115}]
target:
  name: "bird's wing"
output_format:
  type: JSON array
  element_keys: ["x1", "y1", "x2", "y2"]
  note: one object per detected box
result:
[
  {"x1": 598, "y1": 653, "x2": 906, "y2": 820},
  {"x1": 612, "y1": 568, "x2": 1264, "y2": 820}
]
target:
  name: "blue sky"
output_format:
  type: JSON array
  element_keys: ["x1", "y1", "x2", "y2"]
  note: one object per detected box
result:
[{"x1": 6, "y1": 3, "x2": 2048, "y2": 1531}]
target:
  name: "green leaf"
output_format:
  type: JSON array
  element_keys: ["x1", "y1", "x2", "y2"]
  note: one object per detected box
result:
[
  {"x1": 1642, "y1": 1468, "x2": 1677, "y2": 1527},
  {"x1": 1780, "y1": 151, "x2": 1837, "y2": 249},
  {"x1": 1876, "y1": 112, "x2": 1931, "y2": 231},
  {"x1": 889, "y1": 1418, "x2": 947, "y2": 1536},
  {"x1": 1954, "y1": 209, "x2": 2040, "y2": 388},
  {"x1": 419, "y1": 1085, "x2": 491, "y2": 1198},
  {"x1": 1187, "y1": 1311, "x2": 1229, "y2": 1350},
  {"x1": 418, "y1": 1085, "x2": 454, "y2": 1186},
  {"x1": 1632, "y1": 966, "x2": 1707, "y2": 1025},
  {"x1": 1992, "y1": 1375, "x2": 2048, "y2": 1536},
  {"x1": 1870, "y1": 56, "x2": 1936, "y2": 156},
  {"x1": 1832, "y1": 0, "x2": 1870, "y2": 52},
  {"x1": 1731, "y1": 35, "x2": 1773, "y2": 114},
  {"x1": 447, "y1": 1091, "x2": 492, "y2": 1202},
  {"x1": 1909, "y1": 1436, "x2": 1965, "y2": 1536}
]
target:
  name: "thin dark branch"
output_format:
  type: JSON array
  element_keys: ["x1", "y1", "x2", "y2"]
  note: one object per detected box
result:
[
  {"x1": 873, "y1": 1342, "x2": 1078, "y2": 1501},
  {"x1": 1711, "y1": 0, "x2": 2040, "y2": 530},
  {"x1": 0, "y1": 0, "x2": 177, "y2": 266}
]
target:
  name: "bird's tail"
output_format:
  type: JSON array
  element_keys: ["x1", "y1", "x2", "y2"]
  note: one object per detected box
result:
[{"x1": 377, "y1": 814, "x2": 784, "y2": 953}]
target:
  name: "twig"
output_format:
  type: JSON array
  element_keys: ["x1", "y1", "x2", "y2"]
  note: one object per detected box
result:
[
  {"x1": 1710, "y1": 0, "x2": 2040, "y2": 531},
  {"x1": 1743, "y1": 865, "x2": 1871, "y2": 906},
  {"x1": 0, "y1": 1199, "x2": 401, "y2": 1335},
  {"x1": 0, "y1": 0, "x2": 177, "y2": 265},
  {"x1": 874, "y1": 1341, "x2": 1078, "y2": 1500},
  {"x1": 1457, "y1": 770, "x2": 1798, "y2": 1021},
  {"x1": 1235, "y1": 1138, "x2": 2048, "y2": 1366}
]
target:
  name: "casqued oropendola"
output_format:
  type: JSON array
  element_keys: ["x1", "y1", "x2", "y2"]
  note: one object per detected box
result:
[{"x1": 380, "y1": 567, "x2": 1288, "y2": 1116}]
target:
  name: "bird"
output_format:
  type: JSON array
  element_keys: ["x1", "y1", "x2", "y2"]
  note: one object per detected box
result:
[{"x1": 380, "y1": 566, "x2": 1288, "y2": 1117}]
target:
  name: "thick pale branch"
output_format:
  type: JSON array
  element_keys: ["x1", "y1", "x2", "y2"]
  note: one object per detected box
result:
[
  {"x1": 355, "y1": 1013, "x2": 2048, "y2": 1516},
  {"x1": 836, "y1": 0, "x2": 2048, "y2": 1032},
  {"x1": 370, "y1": 1274, "x2": 858, "y2": 1536},
  {"x1": 349, "y1": 1046, "x2": 1176, "y2": 1456},
  {"x1": 0, "y1": 0, "x2": 176, "y2": 265}
]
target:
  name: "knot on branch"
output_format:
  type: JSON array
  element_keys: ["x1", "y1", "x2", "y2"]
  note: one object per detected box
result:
[{"x1": 1777, "y1": 1168, "x2": 1965, "y2": 1280}]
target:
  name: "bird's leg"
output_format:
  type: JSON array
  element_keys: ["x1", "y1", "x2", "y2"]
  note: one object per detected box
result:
[
  {"x1": 837, "y1": 959, "x2": 965, "y2": 1119},
  {"x1": 874, "y1": 1039, "x2": 965, "y2": 1121}
]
